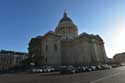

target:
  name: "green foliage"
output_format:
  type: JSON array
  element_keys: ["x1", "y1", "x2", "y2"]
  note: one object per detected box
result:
[{"x1": 21, "y1": 58, "x2": 32, "y2": 65}]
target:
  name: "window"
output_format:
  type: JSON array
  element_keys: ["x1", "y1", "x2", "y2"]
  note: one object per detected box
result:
[
  {"x1": 54, "y1": 44, "x2": 58, "y2": 51},
  {"x1": 46, "y1": 58, "x2": 47, "y2": 63},
  {"x1": 45, "y1": 45, "x2": 48, "y2": 51}
]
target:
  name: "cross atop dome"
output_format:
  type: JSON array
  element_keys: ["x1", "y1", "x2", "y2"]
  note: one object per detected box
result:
[{"x1": 63, "y1": 10, "x2": 68, "y2": 18}]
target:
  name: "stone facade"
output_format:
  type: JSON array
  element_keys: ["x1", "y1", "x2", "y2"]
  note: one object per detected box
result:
[
  {"x1": 28, "y1": 12, "x2": 107, "y2": 65},
  {"x1": 113, "y1": 52, "x2": 125, "y2": 64},
  {"x1": 61, "y1": 33, "x2": 107, "y2": 65},
  {"x1": 0, "y1": 50, "x2": 27, "y2": 71}
]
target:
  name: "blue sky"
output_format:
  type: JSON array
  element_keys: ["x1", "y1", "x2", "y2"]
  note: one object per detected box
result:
[{"x1": 0, "y1": 0, "x2": 125, "y2": 58}]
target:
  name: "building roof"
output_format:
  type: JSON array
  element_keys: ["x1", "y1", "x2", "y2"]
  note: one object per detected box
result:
[
  {"x1": 0, "y1": 50, "x2": 27, "y2": 55},
  {"x1": 42, "y1": 31, "x2": 62, "y2": 39}
]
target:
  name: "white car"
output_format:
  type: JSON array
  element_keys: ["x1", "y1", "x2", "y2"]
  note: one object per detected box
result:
[{"x1": 32, "y1": 68, "x2": 43, "y2": 73}]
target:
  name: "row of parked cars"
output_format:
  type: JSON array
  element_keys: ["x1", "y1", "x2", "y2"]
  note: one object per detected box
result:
[
  {"x1": 59, "y1": 64, "x2": 112, "y2": 74},
  {"x1": 31, "y1": 64, "x2": 112, "y2": 74}
]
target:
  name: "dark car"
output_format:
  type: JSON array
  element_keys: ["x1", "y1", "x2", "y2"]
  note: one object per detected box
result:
[
  {"x1": 96, "y1": 65, "x2": 103, "y2": 70},
  {"x1": 60, "y1": 66, "x2": 78, "y2": 74},
  {"x1": 85, "y1": 66, "x2": 92, "y2": 72},
  {"x1": 76, "y1": 66, "x2": 86, "y2": 72}
]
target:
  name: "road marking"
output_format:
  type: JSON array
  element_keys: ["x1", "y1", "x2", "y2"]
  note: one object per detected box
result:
[{"x1": 89, "y1": 72, "x2": 121, "y2": 83}]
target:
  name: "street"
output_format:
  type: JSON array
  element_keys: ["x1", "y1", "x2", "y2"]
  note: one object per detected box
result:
[{"x1": 0, "y1": 67, "x2": 125, "y2": 83}]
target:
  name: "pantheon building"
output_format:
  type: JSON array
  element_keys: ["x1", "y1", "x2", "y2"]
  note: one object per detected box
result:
[{"x1": 28, "y1": 12, "x2": 107, "y2": 65}]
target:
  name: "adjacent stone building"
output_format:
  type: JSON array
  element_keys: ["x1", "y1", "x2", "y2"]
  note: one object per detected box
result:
[
  {"x1": 28, "y1": 12, "x2": 107, "y2": 65},
  {"x1": 0, "y1": 50, "x2": 27, "y2": 71},
  {"x1": 113, "y1": 52, "x2": 125, "y2": 64}
]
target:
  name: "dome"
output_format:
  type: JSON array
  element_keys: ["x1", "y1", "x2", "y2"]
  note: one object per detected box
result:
[
  {"x1": 59, "y1": 12, "x2": 73, "y2": 23},
  {"x1": 55, "y1": 12, "x2": 78, "y2": 40}
]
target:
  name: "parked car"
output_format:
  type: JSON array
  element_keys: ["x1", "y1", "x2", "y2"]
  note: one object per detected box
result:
[
  {"x1": 96, "y1": 65, "x2": 103, "y2": 70},
  {"x1": 101, "y1": 64, "x2": 112, "y2": 69},
  {"x1": 41, "y1": 66, "x2": 55, "y2": 73},
  {"x1": 60, "y1": 66, "x2": 78, "y2": 74},
  {"x1": 76, "y1": 66, "x2": 87, "y2": 72},
  {"x1": 90, "y1": 66, "x2": 96, "y2": 71},
  {"x1": 32, "y1": 68, "x2": 43, "y2": 73},
  {"x1": 85, "y1": 66, "x2": 92, "y2": 72}
]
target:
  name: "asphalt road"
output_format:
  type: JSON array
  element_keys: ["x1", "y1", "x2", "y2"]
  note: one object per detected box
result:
[{"x1": 0, "y1": 66, "x2": 125, "y2": 83}]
